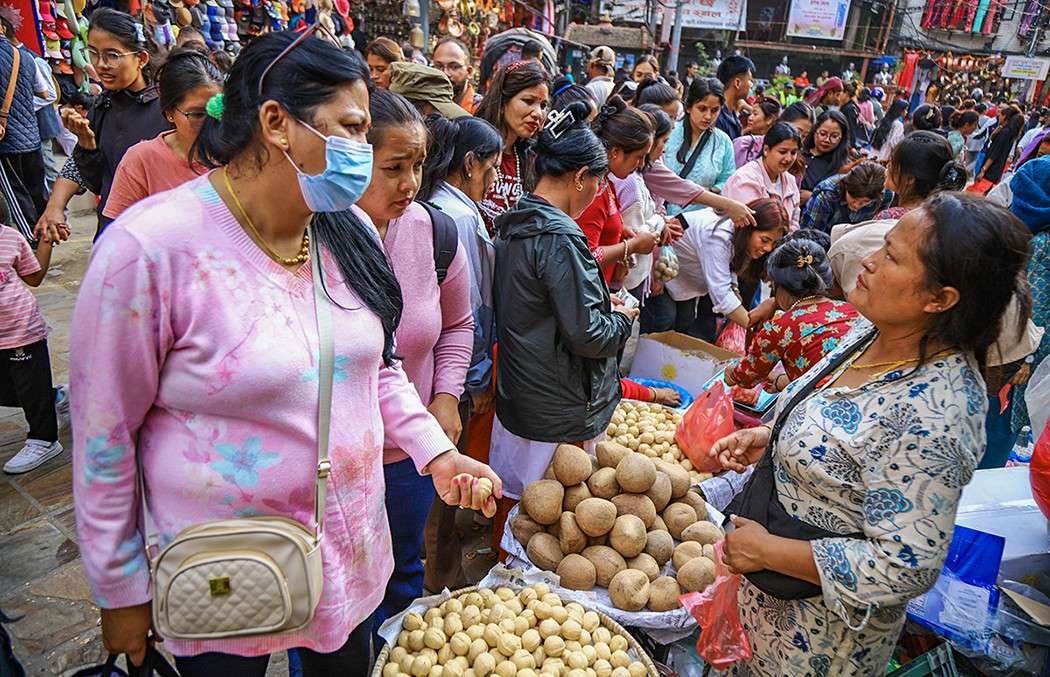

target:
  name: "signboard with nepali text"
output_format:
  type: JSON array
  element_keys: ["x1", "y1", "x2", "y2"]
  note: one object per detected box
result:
[
  {"x1": 1002, "y1": 56, "x2": 1050, "y2": 81},
  {"x1": 607, "y1": 0, "x2": 747, "y2": 31},
  {"x1": 785, "y1": 0, "x2": 852, "y2": 40}
]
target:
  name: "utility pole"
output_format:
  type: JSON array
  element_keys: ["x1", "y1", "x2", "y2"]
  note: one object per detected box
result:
[{"x1": 668, "y1": 0, "x2": 685, "y2": 74}]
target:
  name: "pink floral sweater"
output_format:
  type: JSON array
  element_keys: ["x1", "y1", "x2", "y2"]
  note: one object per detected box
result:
[{"x1": 70, "y1": 175, "x2": 453, "y2": 658}]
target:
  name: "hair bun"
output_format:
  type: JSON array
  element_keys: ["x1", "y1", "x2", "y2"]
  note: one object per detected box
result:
[{"x1": 939, "y1": 160, "x2": 967, "y2": 190}]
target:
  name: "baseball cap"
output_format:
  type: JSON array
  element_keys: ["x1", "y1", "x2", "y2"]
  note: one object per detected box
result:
[
  {"x1": 589, "y1": 45, "x2": 614, "y2": 66},
  {"x1": 390, "y1": 62, "x2": 470, "y2": 119}
]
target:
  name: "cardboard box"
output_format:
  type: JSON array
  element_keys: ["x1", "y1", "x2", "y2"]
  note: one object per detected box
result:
[{"x1": 628, "y1": 332, "x2": 738, "y2": 397}]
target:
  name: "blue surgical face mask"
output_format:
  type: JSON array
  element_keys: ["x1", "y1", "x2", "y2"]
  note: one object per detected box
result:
[{"x1": 284, "y1": 120, "x2": 373, "y2": 213}]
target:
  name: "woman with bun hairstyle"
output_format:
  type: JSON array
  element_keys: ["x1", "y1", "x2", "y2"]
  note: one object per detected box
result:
[
  {"x1": 417, "y1": 112, "x2": 503, "y2": 590},
  {"x1": 910, "y1": 103, "x2": 943, "y2": 134},
  {"x1": 490, "y1": 99, "x2": 635, "y2": 506},
  {"x1": 724, "y1": 122, "x2": 802, "y2": 228},
  {"x1": 634, "y1": 76, "x2": 681, "y2": 119},
  {"x1": 876, "y1": 130, "x2": 967, "y2": 221},
  {"x1": 948, "y1": 110, "x2": 980, "y2": 159},
  {"x1": 36, "y1": 8, "x2": 170, "y2": 241},
  {"x1": 663, "y1": 77, "x2": 736, "y2": 214},
  {"x1": 72, "y1": 31, "x2": 497, "y2": 674},
  {"x1": 724, "y1": 237, "x2": 858, "y2": 392},
  {"x1": 475, "y1": 61, "x2": 550, "y2": 232},
  {"x1": 577, "y1": 95, "x2": 659, "y2": 285},
  {"x1": 104, "y1": 49, "x2": 222, "y2": 219},
  {"x1": 550, "y1": 76, "x2": 597, "y2": 120},
  {"x1": 872, "y1": 98, "x2": 908, "y2": 163},
  {"x1": 732, "y1": 96, "x2": 782, "y2": 167}
]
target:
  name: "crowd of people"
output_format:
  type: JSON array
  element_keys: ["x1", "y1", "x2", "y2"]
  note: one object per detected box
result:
[{"x1": 0, "y1": 12, "x2": 1046, "y2": 677}]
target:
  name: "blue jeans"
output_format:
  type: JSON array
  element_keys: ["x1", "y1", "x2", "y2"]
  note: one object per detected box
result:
[
  {"x1": 374, "y1": 457, "x2": 436, "y2": 643},
  {"x1": 981, "y1": 392, "x2": 1017, "y2": 469}
]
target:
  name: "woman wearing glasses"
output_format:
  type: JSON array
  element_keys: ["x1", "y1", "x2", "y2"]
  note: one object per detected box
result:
[
  {"x1": 800, "y1": 109, "x2": 852, "y2": 205},
  {"x1": 102, "y1": 49, "x2": 222, "y2": 219},
  {"x1": 71, "y1": 31, "x2": 499, "y2": 676},
  {"x1": 35, "y1": 8, "x2": 170, "y2": 241}
]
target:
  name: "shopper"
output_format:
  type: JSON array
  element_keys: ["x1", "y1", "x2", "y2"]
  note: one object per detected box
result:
[
  {"x1": 715, "y1": 55, "x2": 754, "y2": 140},
  {"x1": 431, "y1": 37, "x2": 480, "y2": 114},
  {"x1": 947, "y1": 110, "x2": 979, "y2": 160},
  {"x1": 633, "y1": 76, "x2": 680, "y2": 120},
  {"x1": 577, "y1": 95, "x2": 658, "y2": 285},
  {"x1": 805, "y1": 76, "x2": 847, "y2": 117},
  {"x1": 353, "y1": 89, "x2": 474, "y2": 632},
  {"x1": 0, "y1": 31, "x2": 49, "y2": 241},
  {"x1": 103, "y1": 49, "x2": 221, "y2": 219},
  {"x1": 800, "y1": 109, "x2": 851, "y2": 203},
  {"x1": 631, "y1": 55, "x2": 660, "y2": 84},
  {"x1": 551, "y1": 77, "x2": 597, "y2": 119},
  {"x1": 724, "y1": 122, "x2": 802, "y2": 228},
  {"x1": 976, "y1": 105, "x2": 1025, "y2": 190},
  {"x1": 910, "y1": 103, "x2": 943, "y2": 134},
  {"x1": 663, "y1": 77, "x2": 735, "y2": 215},
  {"x1": 584, "y1": 46, "x2": 615, "y2": 106},
  {"x1": 490, "y1": 100, "x2": 634, "y2": 505},
  {"x1": 72, "y1": 31, "x2": 498, "y2": 676},
  {"x1": 840, "y1": 81, "x2": 867, "y2": 148},
  {"x1": 732, "y1": 96, "x2": 782, "y2": 167},
  {"x1": 388, "y1": 62, "x2": 470, "y2": 119},
  {"x1": 800, "y1": 161, "x2": 893, "y2": 233},
  {"x1": 1, "y1": 222, "x2": 67, "y2": 474},
  {"x1": 418, "y1": 112, "x2": 502, "y2": 592},
  {"x1": 724, "y1": 237, "x2": 858, "y2": 392},
  {"x1": 874, "y1": 131, "x2": 967, "y2": 221},
  {"x1": 35, "y1": 8, "x2": 170, "y2": 241},
  {"x1": 475, "y1": 61, "x2": 549, "y2": 232},
  {"x1": 661, "y1": 197, "x2": 789, "y2": 340},
  {"x1": 713, "y1": 193, "x2": 1031, "y2": 675},
  {"x1": 365, "y1": 36, "x2": 403, "y2": 90},
  {"x1": 872, "y1": 98, "x2": 908, "y2": 163}
]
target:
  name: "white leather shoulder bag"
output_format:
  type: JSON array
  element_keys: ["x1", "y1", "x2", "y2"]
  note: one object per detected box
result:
[{"x1": 147, "y1": 230, "x2": 334, "y2": 641}]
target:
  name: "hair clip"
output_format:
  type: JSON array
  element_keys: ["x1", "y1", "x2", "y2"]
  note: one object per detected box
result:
[
  {"x1": 552, "y1": 81, "x2": 573, "y2": 97},
  {"x1": 796, "y1": 254, "x2": 813, "y2": 268},
  {"x1": 133, "y1": 22, "x2": 145, "y2": 44},
  {"x1": 206, "y1": 92, "x2": 225, "y2": 120},
  {"x1": 544, "y1": 107, "x2": 576, "y2": 140}
]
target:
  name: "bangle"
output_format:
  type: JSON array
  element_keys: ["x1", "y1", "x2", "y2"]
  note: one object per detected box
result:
[
  {"x1": 648, "y1": 386, "x2": 656, "y2": 401},
  {"x1": 622, "y1": 241, "x2": 631, "y2": 264},
  {"x1": 594, "y1": 247, "x2": 605, "y2": 264}
]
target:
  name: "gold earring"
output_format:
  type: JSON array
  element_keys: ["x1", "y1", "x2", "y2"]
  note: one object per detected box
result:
[
  {"x1": 280, "y1": 138, "x2": 288, "y2": 147},
  {"x1": 575, "y1": 182, "x2": 584, "y2": 192}
]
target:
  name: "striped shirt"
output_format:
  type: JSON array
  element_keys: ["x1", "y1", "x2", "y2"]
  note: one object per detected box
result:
[{"x1": 0, "y1": 226, "x2": 46, "y2": 349}]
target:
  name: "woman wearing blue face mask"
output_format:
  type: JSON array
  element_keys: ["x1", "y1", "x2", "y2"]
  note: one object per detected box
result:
[{"x1": 70, "y1": 30, "x2": 500, "y2": 676}]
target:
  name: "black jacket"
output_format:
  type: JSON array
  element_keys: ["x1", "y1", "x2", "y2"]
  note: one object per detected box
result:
[{"x1": 493, "y1": 194, "x2": 632, "y2": 443}]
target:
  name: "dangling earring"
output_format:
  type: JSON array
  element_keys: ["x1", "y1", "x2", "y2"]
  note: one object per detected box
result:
[{"x1": 575, "y1": 181, "x2": 584, "y2": 192}]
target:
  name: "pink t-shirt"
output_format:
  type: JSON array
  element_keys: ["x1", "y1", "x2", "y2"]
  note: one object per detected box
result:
[
  {"x1": 0, "y1": 226, "x2": 46, "y2": 350},
  {"x1": 102, "y1": 132, "x2": 204, "y2": 219}
]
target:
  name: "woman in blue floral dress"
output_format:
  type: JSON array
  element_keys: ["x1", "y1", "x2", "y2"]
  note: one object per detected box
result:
[{"x1": 710, "y1": 193, "x2": 1032, "y2": 676}]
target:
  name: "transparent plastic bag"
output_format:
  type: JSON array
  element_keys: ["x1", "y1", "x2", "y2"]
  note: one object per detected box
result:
[
  {"x1": 679, "y1": 541, "x2": 753, "y2": 670},
  {"x1": 653, "y1": 245, "x2": 679, "y2": 282},
  {"x1": 1025, "y1": 356, "x2": 1050, "y2": 441},
  {"x1": 675, "y1": 381, "x2": 735, "y2": 473}
]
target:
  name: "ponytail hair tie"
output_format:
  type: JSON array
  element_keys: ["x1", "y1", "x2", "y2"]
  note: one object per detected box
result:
[
  {"x1": 205, "y1": 92, "x2": 225, "y2": 120},
  {"x1": 796, "y1": 254, "x2": 813, "y2": 268},
  {"x1": 553, "y1": 81, "x2": 573, "y2": 97}
]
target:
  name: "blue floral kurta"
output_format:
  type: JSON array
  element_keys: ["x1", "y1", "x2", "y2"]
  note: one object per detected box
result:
[{"x1": 722, "y1": 319, "x2": 987, "y2": 676}]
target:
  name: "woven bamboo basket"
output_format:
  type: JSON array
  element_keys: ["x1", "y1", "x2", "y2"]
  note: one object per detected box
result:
[{"x1": 372, "y1": 585, "x2": 660, "y2": 677}]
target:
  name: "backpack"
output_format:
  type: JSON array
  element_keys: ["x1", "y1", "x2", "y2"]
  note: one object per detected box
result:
[{"x1": 418, "y1": 201, "x2": 460, "y2": 285}]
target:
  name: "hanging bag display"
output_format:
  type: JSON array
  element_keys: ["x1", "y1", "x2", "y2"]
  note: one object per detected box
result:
[{"x1": 148, "y1": 229, "x2": 333, "y2": 640}]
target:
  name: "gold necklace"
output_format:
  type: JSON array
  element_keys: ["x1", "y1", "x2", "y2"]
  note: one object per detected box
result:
[
  {"x1": 848, "y1": 348, "x2": 955, "y2": 374},
  {"x1": 223, "y1": 167, "x2": 309, "y2": 266}
]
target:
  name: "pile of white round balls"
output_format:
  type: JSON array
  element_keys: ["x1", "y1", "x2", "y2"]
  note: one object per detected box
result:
[
  {"x1": 606, "y1": 401, "x2": 710, "y2": 486},
  {"x1": 383, "y1": 583, "x2": 650, "y2": 677}
]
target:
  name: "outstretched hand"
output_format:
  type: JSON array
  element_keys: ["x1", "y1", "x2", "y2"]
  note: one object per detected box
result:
[{"x1": 427, "y1": 450, "x2": 502, "y2": 517}]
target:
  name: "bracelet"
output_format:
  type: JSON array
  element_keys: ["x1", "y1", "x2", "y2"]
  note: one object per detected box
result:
[
  {"x1": 648, "y1": 386, "x2": 656, "y2": 401},
  {"x1": 622, "y1": 240, "x2": 631, "y2": 265},
  {"x1": 594, "y1": 247, "x2": 605, "y2": 264}
]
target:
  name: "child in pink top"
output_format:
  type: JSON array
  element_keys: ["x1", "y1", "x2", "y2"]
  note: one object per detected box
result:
[{"x1": 1, "y1": 224, "x2": 68, "y2": 474}]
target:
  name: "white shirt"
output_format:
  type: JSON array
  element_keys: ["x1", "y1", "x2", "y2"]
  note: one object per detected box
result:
[
  {"x1": 31, "y1": 55, "x2": 55, "y2": 111},
  {"x1": 1017, "y1": 125, "x2": 1044, "y2": 154},
  {"x1": 876, "y1": 119, "x2": 904, "y2": 163},
  {"x1": 966, "y1": 115, "x2": 995, "y2": 152},
  {"x1": 664, "y1": 209, "x2": 741, "y2": 316},
  {"x1": 585, "y1": 76, "x2": 613, "y2": 106}
]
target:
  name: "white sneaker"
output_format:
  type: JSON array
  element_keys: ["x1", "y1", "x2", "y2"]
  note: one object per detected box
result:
[
  {"x1": 3, "y1": 440, "x2": 64, "y2": 474},
  {"x1": 55, "y1": 385, "x2": 70, "y2": 430}
]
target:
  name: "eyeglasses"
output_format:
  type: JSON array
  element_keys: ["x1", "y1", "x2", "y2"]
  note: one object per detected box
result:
[
  {"x1": 434, "y1": 60, "x2": 467, "y2": 73},
  {"x1": 815, "y1": 130, "x2": 842, "y2": 142},
  {"x1": 258, "y1": 22, "x2": 341, "y2": 99},
  {"x1": 174, "y1": 107, "x2": 208, "y2": 123},
  {"x1": 87, "y1": 48, "x2": 138, "y2": 66}
]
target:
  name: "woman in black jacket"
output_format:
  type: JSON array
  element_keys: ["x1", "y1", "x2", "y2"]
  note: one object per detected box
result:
[
  {"x1": 978, "y1": 105, "x2": 1025, "y2": 187},
  {"x1": 35, "y1": 8, "x2": 169, "y2": 241},
  {"x1": 490, "y1": 100, "x2": 636, "y2": 502}
]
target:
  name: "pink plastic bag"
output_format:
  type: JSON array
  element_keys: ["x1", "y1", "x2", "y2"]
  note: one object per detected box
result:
[
  {"x1": 1031, "y1": 425, "x2": 1050, "y2": 519},
  {"x1": 676, "y1": 381, "x2": 735, "y2": 473},
  {"x1": 679, "y1": 541, "x2": 753, "y2": 670},
  {"x1": 715, "y1": 322, "x2": 747, "y2": 355}
]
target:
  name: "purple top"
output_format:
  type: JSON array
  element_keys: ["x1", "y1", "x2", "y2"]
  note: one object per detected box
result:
[{"x1": 642, "y1": 160, "x2": 706, "y2": 214}]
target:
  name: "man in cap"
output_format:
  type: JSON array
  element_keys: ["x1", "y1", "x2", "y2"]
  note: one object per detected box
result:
[
  {"x1": 431, "y1": 37, "x2": 479, "y2": 114},
  {"x1": 585, "y1": 45, "x2": 615, "y2": 105},
  {"x1": 389, "y1": 62, "x2": 470, "y2": 119}
]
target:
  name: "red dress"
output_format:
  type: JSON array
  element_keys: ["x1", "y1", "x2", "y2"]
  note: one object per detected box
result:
[
  {"x1": 730, "y1": 299, "x2": 859, "y2": 387},
  {"x1": 575, "y1": 183, "x2": 625, "y2": 284}
]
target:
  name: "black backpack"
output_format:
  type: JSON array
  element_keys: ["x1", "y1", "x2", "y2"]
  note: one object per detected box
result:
[{"x1": 418, "y1": 201, "x2": 460, "y2": 285}]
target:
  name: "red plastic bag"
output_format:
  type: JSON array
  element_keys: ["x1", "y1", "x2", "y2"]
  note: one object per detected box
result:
[
  {"x1": 966, "y1": 178, "x2": 995, "y2": 195},
  {"x1": 679, "y1": 541, "x2": 753, "y2": 670},
  {"x1": 1031, "y1": 425, "x2": 1050, "y2": 519},
  {"x1": 676, "y1": 381, "x2": 735, "y2": 473},
  {"x1": 715, "y1": 322, "x2": 747, "y2": 355}
]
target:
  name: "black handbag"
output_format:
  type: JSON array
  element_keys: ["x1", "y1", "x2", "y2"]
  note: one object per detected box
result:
[
  {"x1": 724, "y1": 328, "x2": 876, "y2": 600},
  {"x1": 70, "y1": 648, "x2": 179, "y2": 677}
]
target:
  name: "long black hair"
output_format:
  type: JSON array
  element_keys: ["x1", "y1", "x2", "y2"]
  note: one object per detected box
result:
[
  {"x1": 872, "y1": 99, "x2": 908, "y2": 150},
  {"x1": 89, "y1": 8, "x2": 161, "y2": 83},
  {"x1": 534, "y1": 101, "x2": 608, "y2": 179},
  {"x1": 803, "y1": 109, "x2": 850, "y2": 173},
  {"x1": 678, "y1": 77, "x2": 724, "y2": 165},
  {"x1": 592, "y1": 95, "x2": 653, "y2": 153},
  {"x1": 633, "y1": 77, "x2": 678, "y2": 109},
  {"x1": 638, "y1": 103, "x2": 673, "y2": 171},
  {"x1": 157, "y1": 48, "x2": 222, "y2": 114},
  {"x1": 732, "y1": 197, "x2": 790, "y2": 284},
  {"x1": 888, "y1": 131, "x2": 967, "y2": 204},
  {"x1": 192, "y1": 32, "x2": 403, "y2": 365},
  {"x1": 419, "y1": 114, "x2": 501, "y2": 201},
  {"x1": 917, "y1": 193, "x2": 1031, "y2": 373}
]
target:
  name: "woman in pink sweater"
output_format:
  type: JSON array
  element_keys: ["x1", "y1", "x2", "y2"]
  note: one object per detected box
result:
[
  {"x1": 353, "y1": 90, "x2": 474, "y2": 631},
  {"x1": 70, "y1": 33, "x2": 497, "y2": 676}
]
